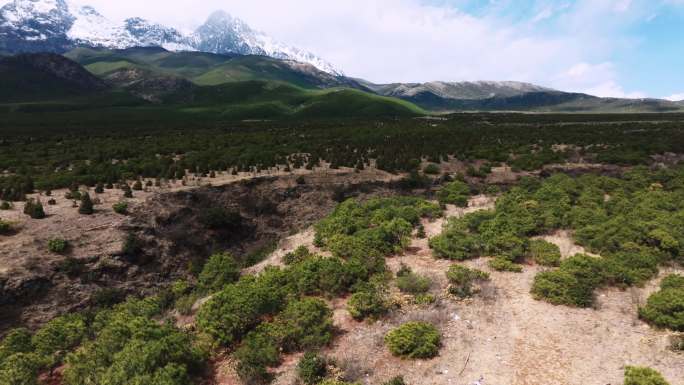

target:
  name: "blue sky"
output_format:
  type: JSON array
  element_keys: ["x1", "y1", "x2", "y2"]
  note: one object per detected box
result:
[
  {"x1": 427, "y1": 0, "x2": 684, "y2": 99},
  {"x1": 39, "y1": 0, "x2": 684, "y2": 99}
]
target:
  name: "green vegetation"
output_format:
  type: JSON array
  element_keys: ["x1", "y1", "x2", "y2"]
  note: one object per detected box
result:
[
  {"x1": 347, "y1": 282, "x2": 390, "y2": 321},
  {"x1": 431, "y1": 168, "x2": 684, "y2": 307},
  {"x1": 623, "y1": 366, "x2": 671, "y2": 385},
  {"x1": 112, "y1": 201, "x2": 128, "y2": 215},
  {"x1": 436, "y1": 180, "x2": 471, "y2": 206},
  {"x1": 23, "y1": 199, "x2": 45, "y2": 219},
  {"x1": 0, "y1": 219, "x2": 12, "y2": 235},
  {"x1": 384, "y1": 322, "x2": 441, "y2": 359},
  {"x1": 445, "y1": 265, "x2": 490, "y2": 298},
  {"x1": 423, "y1": 163, "x2": 441, "y2": 175},
  {"x1": 529, "y1": 239, "x2": 562, "y2": 267},
  {"x1": 78, "y1": 192, "x2": 94, "y2": 215},
  {"x1": 283, "y1": 245, "x2": 312, "y2": 265},
  {"x1": 297, "y1": 352, "x2": 328, "y2": 385},
  {"x1": 197, "y1": 252, "x2": 240, "y2": 293},
  {"x1": 396, "y1": 265, "x2": 431, "y2": 295},
  {"x1": 47, "y1": 238, "x2": 68, "y2": 254},
  {"x1": 639, "y1": 274, "x2": 684, "y2": 331}
]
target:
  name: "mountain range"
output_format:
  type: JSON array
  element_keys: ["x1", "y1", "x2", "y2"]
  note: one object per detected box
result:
[
  {"x1": 1, "y1": 0, "x2": 682, "y2": 115},
  {"x1": 0, "y1": 0, "x2": 341, "y2": 74}
]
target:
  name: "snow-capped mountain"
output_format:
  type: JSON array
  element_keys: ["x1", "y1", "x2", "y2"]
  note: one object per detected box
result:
[
  {"x1": 0, "y1": 0, "x2": 341, "y2": 74},
  {"x1": 364, "y1": 81, "x2": 553, "y2": 100}
]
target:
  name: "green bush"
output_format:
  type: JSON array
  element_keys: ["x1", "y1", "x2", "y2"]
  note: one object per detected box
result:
[
  {"x1": 531, "y1": 269, "x2": 594, "y2": 307},
  {"x1": 63, "y1": 297, "x2": 204, "y2": 385},
  {"x1": 436, "y1": 181, "x2": 470, "y2": 207},
  {"x1": 385, "y1": 322, "x2": 440, "y2": 359},
  {"x1": 396, "y1": 266, "x2": 431, "y2": 295},
  {"x1": 0, "y1": 219, "x2": 13, "y2": 235},
  {"x1": 529, "y1": 239, "x2": 561, "y2": 267},
  {"x1": 488, "y1": 257, "x2": 523, "y2": 272},
  {"x1": 270, "y1": 298, "x2": 334, "y2": 352},
  {"x1": 0, "y1": 352, "x2": 41, "y2": 385},
  {"x1": 297, "y1": 352, "x2": 328, "y2": 385},
  {"x1": 197, "y1": 253, "x2": 240, "y2": 293},
  {"x1": 47, "y1": 238, "x2": 68, "y2": 254},
  {"x1": 283, "y1": 246, "x2": 312, "y2": 265},
  {"x1": 78, "y1": 193, "x2": 94, "y2": 215},
  {"x1": 423, "y1": 164, "x2": 440, "y2": 175},
  {"x1": 23, "y1": 199, "x2": 45, "y2": 219},
  {"x1": 234, "y1": 328, "x2": 281, "y2": 385},
  {"x1": 31, "y1": 314, "x2": 86, "y2": 364},
  {"x1": 0, "y1": 328, "x2": 34, "y2": 362},
  {"x1": 347, "y1": 284, "x2": 390, "y2": 321},
  {"x1": 0, "y1": 201, "x2": 12, "y2": 210},
  {"x1": 639, "y1": 276, "x2": 684, "y2": 331},
  {"x1": 624, "y1": 366, "x2": 671, "y2": 385},
  {"x1": 445, "y1": 265, "x2": 489, "y2": 298},
  {"x1": 382, "y1": 376, "x2": 407, "y2": 385},
  {"x1": 112, "y1": 201, "x2": 128, "y2": 215}
]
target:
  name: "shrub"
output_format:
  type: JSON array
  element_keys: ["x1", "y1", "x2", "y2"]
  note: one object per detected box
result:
[
  {"x1": 437, "y1": 181, "x2": 470, "y2": 207},
  {"x1": 423, "y1": 164, "x2": 440, "y2": 175},
  {"x1": 78, "y1": 193, "x2": 94, "y2": 215},
  {"x1": 23, "y1": 199, "x2": 45, "y2": 219},
  {"x1": 0, "y1": 201, "x2": 11, "y2": 210},
  {"x1": 382, "y1": 376, "x2": 407, "y2": 385},
  {"x1": 32, "y1": 314, "x2": 86, "y2": 365},
  {"x1": 445, "y1": 265, "x2": 489, "y2": 298},
  {"x1": 91, "y1": 288, "x2": 126, "y2": 308},
  {"x1": 638, "y1": 278, "x2": 684, "y2": 331},
  {"x1": 347, "y1": 284, "x2": 390, "y2": 321},
  {"x1": 531, "y1": 270, "x2": 594, "y2": 307},
  {"x1": 283, "y1": 246, "x2": 312, "y2": 265},
  {"x1": 396, "y1": 267, "x2": 431, "y2": 295},
  {"x1": 529, "y1": 239, "x2": 562, "y2": 267},
  {"x1": 669, "y1": 334, "x2": 684, "y2": 351},
  {"x1": 270, "y1": 298, "x2": 334, "y2": 352},
  {"x1": 488, "y1": 257, "x2": 523, "y2": 273},
  {"x1": 234, "y1": 328, "x2": 281, "y2": 385},
  {"x1": 623, "y1": 366, "x2": 671, "y2": 385},
  {"x1": 197, "y1": 253, "x2": 240, "y2": 293},
  {"x1": 0, "y1": 328, "x2": 34, "y2": 362},
  {"x1": 297, "y1": 352, "x2": 328, "y2": 385},
  {"x1": 47, "y1": 238, "x2": 68, "y2": 254},
  {"x1": 132, "y1": 180, "x2": 143, "y2": 191},
  {"x1": 384, "y1": 322, "x2": 441, "y2": 359},
  {"x1": 0, "y1": 219, "x2": 12, "y2": 235},
  {"x1": 0, "y1": 352, "x2": 41, "y2": 385},
  {"x1": 112, "y1": 201, "x2": 128, "y2": 215}
]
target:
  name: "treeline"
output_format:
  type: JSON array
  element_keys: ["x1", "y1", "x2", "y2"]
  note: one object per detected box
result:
[{"x1": 1, "y1": 115, "x2": 684, "y2": 198}]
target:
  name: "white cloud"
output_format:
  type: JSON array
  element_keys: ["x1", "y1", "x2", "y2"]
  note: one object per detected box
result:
[
  {"x1": 552, "y1": 62, "x2": 646, "y2": 98},
  {"x1": 665, "y1": 93, "x2": 684, "y2": 101}
]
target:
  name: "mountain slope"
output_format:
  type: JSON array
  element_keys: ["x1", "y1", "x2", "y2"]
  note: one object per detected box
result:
[
  {"x1": 0, "y1": 0, "x2": 340, "y2": 74},
  {"x1": 0, "y1": 52, "x2": 107, "y2": 101},
  {"x1": 64, "y1": 47, "x2": 364, "y2": 90}
]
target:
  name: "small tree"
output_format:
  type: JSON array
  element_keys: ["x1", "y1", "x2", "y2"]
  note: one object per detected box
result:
[
  {"x1": 132, "y1": 180, "x2": 143, "y2": 191},
  {"x1": 297, "y1": 352, "x2": 328, "y2": 385},
  {"x1": 48, "y1": 239, "x2": 68, "y2": 254},
  {"x1": 94, "y1": 183, "x2": 104, "y2": 194},
  {"x1": 23, "y1": 199, "x2": 45, "y2": 219},
  {"x1": 197, "y1": 253, "x2": 240, "y2": 293},
  {"x1": 112, "y1": 201, "x2": 128, "y2": 215},
  {"x1": 78, "y1": 193, "x2": 94, "y2": 215},
  {"x1": 384, "y1": 322, "x2": 441, "y2": 359}
]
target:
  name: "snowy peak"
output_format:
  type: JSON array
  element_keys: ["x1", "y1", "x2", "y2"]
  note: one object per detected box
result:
[
  {"x1": 0, "y1": 0, "x2": 341, "y2": 75},
  {"x1": 368, "y1": 80, "x2": 554, "y2": 100}
]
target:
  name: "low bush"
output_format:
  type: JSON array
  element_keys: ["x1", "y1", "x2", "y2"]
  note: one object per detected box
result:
[
  {"x1": 270, "y1": 298, "x2": 334, "y2": 352},
  {"x1": 396, "y1": 266, "x2": 431, "y2": 295},
  {"x1": 669, "y1": 334, "x2": 684, "y2": 351},
  {"x1": 382, "y1": 376, "x2": 407, "y2": 385},
  {"x1": 347, "y1": 284, "x2": 390, "y2": 321},
  {"x1": 0, "y1": 328, "x2": 34, "y2": 362},
  {"x1": 385, "y1": 322, "x2": 440, "y2": 359},
  {"x1": 436, "y1": 181, "x2": 470, "y2": 207},
  {"x1": 297, "y1": 352, "x2": 328, "y2": 385},
  {"x1": 0, "y1": 201, "x2": 12, "y2": 210},
  {"x1": 529, "y1": 239, "x2": 562, "y2": 267},
  {"x1": 197, "y1": 253, "x2": 240, "y2": 293},
  {"x1": 23, "y1": 198, "x2": 45, "y2": 219},
  {"x1": 0, "y1": 219, "x2": 12, "y2": 235},
  {"x1": 639, "y1": 275, "x2": 684, "y2": 331},
  {"x1": 488, "y1": 257, "x2": 524, "y2": 273},
  {"x1": 624, "y1": 366, "x2": 671, "y2": 385},
  {"x1": 445, "y1": 265, "x2": 489, "y2": 298},
  {"x1": 47, "y1": 238, "x2": 68, "y2": 254},
  {"x1": 112, "y1": 201, "x2": 128, "y2": 215},
  {"x1": 32, "y1": 314, "x2": 87, "y2": 366},
  {"x1": 78, "y1": 193, "x2": 94, "y2": 215},
  {"x1": 234, "y1": 328, "x2": 281, "y2": 385},
  {"x1": 284, "y1": 246, "x2": 312, "y2": 265},
  {"x1": 0, "y1": 352, "x2": 41, "y2": 385},
  {"x1": 423, "y1": 164, "x2": 440, "y2": 175}
]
